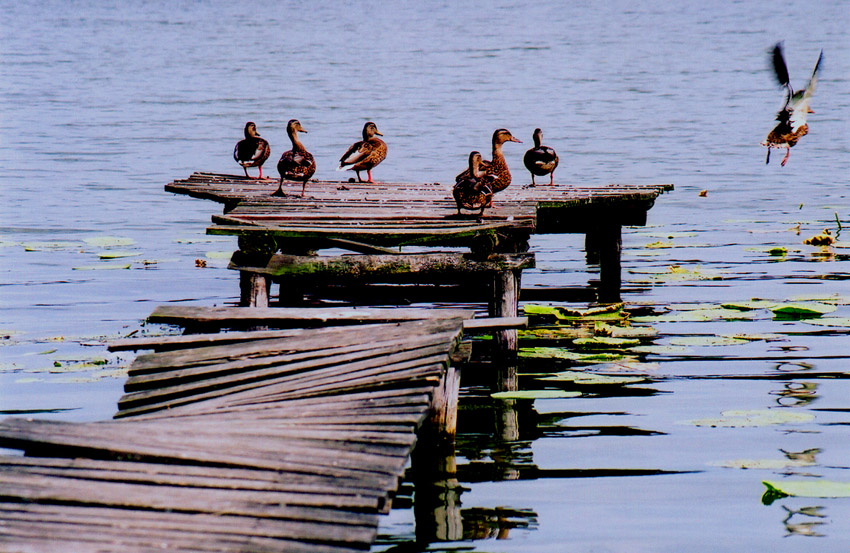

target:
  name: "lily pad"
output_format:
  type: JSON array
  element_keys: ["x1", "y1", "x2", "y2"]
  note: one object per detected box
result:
[
  {"x1": 803, "y1": 318, "x2": 850, "y2": 328},
  {"x1": 573, "y1": 336, "x2": 641, "y2": 349},
  {"x1": 668, "y1": 336, "x2": 749, "y2": 347},
  {"x1": 771, "y1": 302, "x2": 837, "y2": 318},
  {"x1": 97, "y1": 250, "x2": 140, "y2": 259},
  {"x1": 22, "y1": 241, "x2": 81, "y2": 251},
  {"x1": 84, "y1": 236, "x2": 136, "y2": 248},
  {"x1": 686, "y1": 409, "x2": 814, "y2": 428},
  {"x1": 72, "y1": 263, "x2": 132, "y2": 270},
  {"x1": 721, "y1": 300, "x2": 778, "y2": 311},
  {"x1": 628, "y1": 345, "x2": 691, "y2": 355},
  {"x1": 519, "y1": 347, "x2": 630, "y2": 363},
  {"x1": 491, "y1": 390, "x2": 582, "y2": 400},
  {"x1": 713, "y1": 459, "x2": 814, "y2": 470},
  {"x1": 762, "y1": 480, "x2": 850, "y2": 505},
  {"x1": 537, "y1": 370, "x2": 646, "y2": 385}
]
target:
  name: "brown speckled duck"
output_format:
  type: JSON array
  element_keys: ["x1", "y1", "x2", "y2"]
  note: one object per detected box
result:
[
  {"x1": 453, "y1": 151, "x2": 496, "y2": 216},
  {"x1": 762, "y1": 42, "x2": 823, "y2": 166},
  {"x1": 523, "y1": 128, "x2": 559, "y2": 185},
  {"x1": 234, "y1": 121, "x2": 271, "y2": 179},
  {"x1": 337, "y1": 121, "x2": 387, "y2": 182},
  {"x1": 274, "y1": 119, "x2": 316, "y2": 197},
  {"x1": 455, "y1": 129, "x2": 521, "y2": 198}
]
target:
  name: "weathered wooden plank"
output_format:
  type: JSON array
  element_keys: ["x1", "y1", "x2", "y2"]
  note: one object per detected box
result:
[
  {"x1": 126, "y1": 330, "x2": 457, "y2": 389},
  {"x1": 0, "y1": 456, "x2": 390, "y2": 496},
  {"x1": 229, "y1": 251, "x2": 536, "y2": 280},
  {"x1": 462, "y1": 316, "x2": 528, "y2": 331},
  {"x1": 0, "y1": 503, "x2": 373, "y2": 552},
  {"x1": 147, "y1": 305, "x2": 474, "y2": 327}
]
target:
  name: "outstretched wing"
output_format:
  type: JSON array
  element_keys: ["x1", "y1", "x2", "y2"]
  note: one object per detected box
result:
[
  {"x1": 771, "y1": 42, "x2": 790, "y2": 89},
  {"x1": 788, "y1": 50, "x2": 823, "y2": 132}
]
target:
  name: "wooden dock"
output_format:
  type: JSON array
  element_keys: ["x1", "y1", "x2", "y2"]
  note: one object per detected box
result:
[
  {"x1": 166, "y1": 173, "x2": 671, "y2": 349},
  {"x1": 0, "y1": 310, "x2": 498, "y2": 552}
]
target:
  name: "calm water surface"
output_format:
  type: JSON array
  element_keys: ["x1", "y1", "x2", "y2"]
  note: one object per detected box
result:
[{"x1": 1, "y1": 1, "x2": 849, "y2": 551}]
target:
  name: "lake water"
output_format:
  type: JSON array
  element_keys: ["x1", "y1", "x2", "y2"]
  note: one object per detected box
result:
[{"x1": 1, "y1": 1, "x2": 849, "y2": 551}]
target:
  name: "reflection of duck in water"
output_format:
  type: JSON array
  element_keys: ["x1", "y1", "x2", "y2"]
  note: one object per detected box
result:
[
  {"x1": 273, "y1": 119, "x2": 315, "y2": 197},
  {"x1": 453, "y1": 151, "x2": 496, "y2": 216},
  {"x1": 762, "y1": 42, "x2": 823, "y2": 166},
  {"x1": 234, "y1": 121, "x2": 271, "y2": 179},
  {"x1": 523, "y1": 128, "x2": 559, "y2": 186},
  {"x1": 336, "y1": 121, "x2": 387, "y2": 182}
]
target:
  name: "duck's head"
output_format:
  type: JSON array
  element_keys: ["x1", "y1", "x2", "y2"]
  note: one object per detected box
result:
[
  {"x1": 468, "y1": 150, "x2": 483, "y2": 173},
  {"x1": 493, "y1": 128, "x2": 521, "y2": 145},
  {"x1": 363, "y1": 121, "x2": 383, "y2": 139},
  {"x1": 532, "y1": 128, "x2": 543, "y2": 145},
  {"x1": 244, "y1": 122, "x2": 260, "y2": 138},
  {"x1": 288, "y1": 119, "x2": 307, "y2": 134}
]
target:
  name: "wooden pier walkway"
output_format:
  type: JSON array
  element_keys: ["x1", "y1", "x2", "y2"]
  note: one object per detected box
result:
[
  {"x1": 166, "y1": 173, "x2": 671, "y2": 348},
  {"x1": 0, "y1": 310, "x2": 487, "y2": 553}
]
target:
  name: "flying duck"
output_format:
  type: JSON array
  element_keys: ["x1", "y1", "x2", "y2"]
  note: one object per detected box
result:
[{"x1": 762, "y1": 42, "x2": 823, "y2": 166}]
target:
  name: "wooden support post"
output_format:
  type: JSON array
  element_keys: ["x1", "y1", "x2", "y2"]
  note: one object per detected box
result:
[
  {"x1": 490, "y1": 270, "x2": 521, "y2": 353},
  {"x1": 239, "y1": 272, "x2": 270, "y2": 308},
  {"x1": 428, "y1": 364, "x2": 460, "y2": 441},
  {"x1": 597, "y1": 225, "x2": 622, "y2": 303}
]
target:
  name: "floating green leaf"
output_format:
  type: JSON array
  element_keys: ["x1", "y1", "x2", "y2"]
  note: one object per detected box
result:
[
  {"x1": 721, "y1": 300, "x2": 778, "y2": 311},
  {"x1": 669, "y1": 336, "x2": 749, "y2": 347},
  {"x1": 771, "y1": 302, "x2": 837, "y2": 318},
  {"x1": 519, "y1": 347, "x2": 630, "y2": 363},
  {"x1": 537, "y1": 370, "x2": 646, "y2": 385},
  {"x1": 803, "y1": 318, "x2": 850, "y2": 328},
  {"x1": 84, "y1": 236, "x2": 136, "y2": 248},
  {"x1": 491, "y1": 390, "x2": 582, "y2": 400},
  {"x1": 97, "y1": 250, "x2": 140, "y2": 259},
  {"x1": 573, "y1": 336, "x2": 641, "y2": 349},
  {"x1": 628, "y1": 345, "x2": 691, "y2": 355},
  {"x1": 687, "y1": 409, "x2": 814, "y2": 428},
  {"x1": 713, "y1": 459, "x2": 814, "y2": 470},
  {"x1": 72, "y1": 263, "x2": 132, "y2": 270},
  {"x1": 720, "y1": 333, "x2": 786, "y2": 342},
  {"x1": 762, "y1": 480, "x2": 850, "y2": 505},
  {"x1": 22, "y1": 241, "x2": 81, "y2": 251}
]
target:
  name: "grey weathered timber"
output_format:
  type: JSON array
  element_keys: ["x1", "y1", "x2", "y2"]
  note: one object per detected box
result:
[
  {"x1": 0, "y1": 315, "x2": 468, "y2": 553},
  {"x1": 164, "y1": 172, "x2": 671, "y2": 310}
]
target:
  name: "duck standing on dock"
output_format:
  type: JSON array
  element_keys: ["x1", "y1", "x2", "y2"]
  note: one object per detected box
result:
[
  {"x1": 234, "y1": 122, "x2": 271, "y2": 179},
  {"x1": 453, "y1": 151, "x2": 496, "y2": 216},
  {"x1": 762, "y1": 42, "x2": 823, "y2": 166},
  {"x1": 523, "y1": 128, "x2": 559, "y2": 185},
  {"x1": 337, "y1": 121, "x2": 387, "y2": 183},
  {"x1": 274, "y1": 119, "x2": 316, "y2": 197},
  {"x1": 455, "y1": 129, "x2": 521, "y2": 205}
]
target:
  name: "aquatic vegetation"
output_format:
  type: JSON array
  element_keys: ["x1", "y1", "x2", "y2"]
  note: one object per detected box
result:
[
  {"x1": 536, "y1": 370, "x2": 647, "y2": 385},
  {"x1": 804, "y1": 317, "x2": 850, "y2": 327},
  {"x1": 573, "y1": 336, "x2": 641, "y2": 349},
  {"x1": 771, "y1": 302, "x2": 836, "y2": 318},
  {"x1": 713, "y1": 458, "x2": 814, "y2": 470},
  {"x1": 519, "y1": 347, "x2": 632, "y2": 363},
  {"x1": 668, "y1": 336, "x2": 749, "y2": 347},
  {"x1": 686, "y1": 409, "x2": 814, "y2": 428},
  {"x1": 97, "y1": 250, "x2": 141, "y2": 259},
  {"x1": 762, "y1": 480, "x2": 850, "y2": 505},
  {"x1": 72, "y1": 263, "x2": 132, "y2": 270},
  {"x1": 84, "y1": 236, "x2": 136, "y2": 248},
  {"x1": 491, "y1": 390, "x2": 581, "y2": 400}
]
